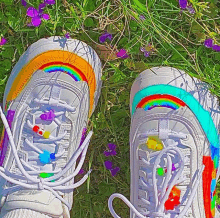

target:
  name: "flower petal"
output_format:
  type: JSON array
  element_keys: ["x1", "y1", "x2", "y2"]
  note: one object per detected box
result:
[
  {"x1": 204, "y1": 38, "x2": 213, "y2": 48},
  {"x1": 117, "y1": 49, "x2": 129, "y2": 59},
  {"x1": 42, "y1": 13, "x2": 50, "y2": 20},
  {"x1": 104, "y1": 151, "x2": 111, "y2": 157},
  {"x1": 140, "y1": 47, "x2": 146, "y2": 52},
  {"x1": 110, "y1": 167, "x2": 120, "y2": 177},
  {"x1": 213, "y1": 45, "x2": 220, "y2": 52},
  {"x1": 186, "y1": 5, "x2": 195, "y2": 14},
  {"x1": 79, "y1": 128, "x2": 87, "y2": 147},
  {"x1": 78, "y1": 169, "x2": 85, "y2": 175},
  {"x1": 179, "y1": 0, "x2": 187, "y2": 9},
  {"x1": 27, "y1": 7, "x2": 39, "y2": 18},
  {"x1": 65, "y1": 33, "x2": 70, "y2": 39},
  {"x1": 45, "y1": 0, "x2": 55, "y2": 5},
  {"x1": 32, "y1": 16, "x2": 42, "y2": 27},
  {"x1": 139, "y1": 14, "x2": 145, "y2": 20},
  {"x1": 108, "y1": 143, "x2": 116, "y2": 151},
  {"x1": 39, "y1": 3, "x2": 46, "y2": 9},
  {"x1": 104, "y1": 160, "x2": 113, "y2": 170},
  {"x1": 39, "y1": 3, "x2": 46, "y2": 13},
  {"x1": 110, "y1": 150, "x2": 117, "y2": 156},
  {"x1": 99, "y1": 32, "x2": 112, "y2": 43},
  {"x1": 104, "y1": 150, "x2": 117, "y2": 157},
  {"x1": 21, "y1": 0, "x2": 27, "y2": 7},
  {"x1": 144, "y1": 51, "x2": 150, "y2": 57},
  {"x1": 0, "y1": 37, "x2": 7, "y2": 46}
]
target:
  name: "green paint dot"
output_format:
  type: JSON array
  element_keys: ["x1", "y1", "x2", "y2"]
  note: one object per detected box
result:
[
  {"x1": 39, "y1": 172, "x2": 54, "y2": 179},
  {"x1": 211, "y1": 195, "x2": 216, "y2": 210},
  {"x1": 39, "y1": 172, "x2": 48, "y2": 178},
  {"x1": 157, "y1": 168, "x2": 164, "y2": 176},
  {"x1": 214, "y1": 156, "x2": 218, "y2": 169}
]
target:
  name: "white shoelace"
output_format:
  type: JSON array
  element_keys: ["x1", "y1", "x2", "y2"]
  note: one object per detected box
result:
[
  {"x1": 108, "y1": 132, "x2": 205, "y2": 218},
  {"x1": 0, "y1": 99, "x2": 92, "y2": 210}
]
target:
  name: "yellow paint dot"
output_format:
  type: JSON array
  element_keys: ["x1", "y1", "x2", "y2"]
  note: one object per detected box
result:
[
  {"x1": 212, "y1": 169, "x2": 216, "y2": 179},
  {"x1": 211, "y1": 208, "x2": 215, "y2": 217},
  {"x1": 146, "y1": 136, "x2": 163, "y2": 151},
  {"x1": 43, "y1": 131, "x2": 50, "y2": 139}
]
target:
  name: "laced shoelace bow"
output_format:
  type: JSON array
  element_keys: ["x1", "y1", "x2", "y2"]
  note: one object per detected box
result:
[
  {"x1": 0, "y1": 98, "x2": 92, "y2": 210},
  {"x1": 108, "y1": 131, "x2": 205, "y2": 218}
]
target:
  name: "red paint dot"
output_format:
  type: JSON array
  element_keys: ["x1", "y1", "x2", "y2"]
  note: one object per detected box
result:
[
  {"x1": 33, "y1": 125, "x2": 40, "y2": 132},
  {"x1": 39, "y1": 131, "x2": 43, "y2": 135}
]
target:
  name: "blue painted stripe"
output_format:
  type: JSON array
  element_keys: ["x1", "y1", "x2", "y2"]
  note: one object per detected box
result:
[{"x1": 132, "y1": 84, "x2": 220, "y2": 149}]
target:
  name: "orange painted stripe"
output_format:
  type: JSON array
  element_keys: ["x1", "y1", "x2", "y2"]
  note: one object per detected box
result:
[{"x1": 6, "y1": 50, "x2": 96, "y2": 116}]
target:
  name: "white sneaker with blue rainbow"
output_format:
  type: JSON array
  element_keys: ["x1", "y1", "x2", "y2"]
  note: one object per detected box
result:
[
  {"x1": 0, "y1": 36, "x2": 102, "y2": 218},
  {"x1": 108, "y1": 67, "x2": 220, "y2": 218}
]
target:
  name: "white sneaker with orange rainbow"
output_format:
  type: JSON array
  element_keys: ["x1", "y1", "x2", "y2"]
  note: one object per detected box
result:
[{"x1": 0, "y1": 36, "x2": 102, "y2": 218}]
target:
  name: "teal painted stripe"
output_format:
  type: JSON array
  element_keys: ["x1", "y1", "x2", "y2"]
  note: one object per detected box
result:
[{"x1": 132, "y1": 84, "x2": 219, "y2": 148}]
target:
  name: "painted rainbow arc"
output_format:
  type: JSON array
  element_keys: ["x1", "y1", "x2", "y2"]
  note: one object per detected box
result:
[
  {"x1": 39, "y1": 61, "x2": 88, "y2": 82},
  {"x1": 136, "y1": 94, "x2": 186, "y2": 110}
]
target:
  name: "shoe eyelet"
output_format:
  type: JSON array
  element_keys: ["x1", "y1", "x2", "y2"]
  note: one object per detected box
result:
[{"x1": 182, "y1": 134, "x2": 188, "y2": 141}]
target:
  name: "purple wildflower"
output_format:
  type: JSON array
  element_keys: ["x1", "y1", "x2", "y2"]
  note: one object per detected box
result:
[
  {"x1": 42, "y1": 14, "x2": 50, "y2": 20},
  {"x1": 77, "y1": 128, "x2": 87, "y2": 161},
  {"x1": 99, "y1": 32, "x2": 112, "y2": 43},
  {"x1": 218, "y1": 205, "x2": 220, "y2": 210},
  {"x1": 39, "y1": 3, "x2": 46, "y2": 13},
  {"x1": 179, "y1": 0, "x2": 187, "y2": 9},
  {"x1": 26, "y1": 6, "x2": 50, "y2": 27},
  {"x1": 79, "y1": 128, "x2": 87, "y2": 147},
  {"x1": 45, "y1": 0, "x2": 55, "y2": 5},
  {"x1": 65, "y1": 32, "x2": 70, "y2": 39},
  {"x1": 144, "y1": 51, "x2": 150, "y2": 57},
  {"x1": 110, "y1": 167, "x2": 120, "y2": 177},
  {"x1": 0, "y1": 37, "x2": 7, "y2": 46},
  {"x1": 140, "y1": 46, "x2": 152, "y2": 57},
  {"x1": 31, "y1": 16, "x2": 42, "y2": 27},
  {"x1": 27, "y1": 7, "x2": 38, "y2": 17},
  {"x1": 104, "y1": 161, "x2": 113, "y2": 170},
  {"x1": 104, "y1": 150, "x2": 117, "y2": 157},
  {"x1": 140, "y1": 47, "x2": 146, "y2": 52},
  {"x1": 108, "y1": 143, "x2": 116, "y2": 151},
  {"x1": 117, "y1": 49, "x2": 129, "y2": 59},
  {"x1": 186, "y1": 5, "x2": 195, "y2": 14},
  {"x1": 104, "y1": 143, "x2": 117, "y2": 156},
  {"x1": 139, "y1": 15, "x2": 146, "y2": 20},
  {"x1": 204, "y1": 38, "x2": 213, "y2": 48},
  {"x1": 21, "y1": 0, "x2": 27, "y2": 7},
  {"x1": 78, "y1": 169, "x2": 85, "y2": 175},
  {"x1": 212, "y1": 45, "x2": 220, "y2": 52}
]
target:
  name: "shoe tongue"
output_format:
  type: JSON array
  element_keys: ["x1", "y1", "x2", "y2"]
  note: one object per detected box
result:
[
  {"x1": 2, "y1": 189, "x2": 64, "y2": 217},
  {"x1": 23, "y1": 83, "x2": 64, "y2": 172},
  {"x1": 25, "y1": 112, "x2": 59, "y2": 172}
]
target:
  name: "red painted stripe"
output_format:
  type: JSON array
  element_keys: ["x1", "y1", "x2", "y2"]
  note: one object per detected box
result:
[
  {"x1": 136, "y1": 94, "x2": 186, "y2": 108},
  {"x1": 39, "y1": 61, "x2": 87, "y2": 82},
  {"x1": 203, "y1": 156, "x2": 214, "y2": 218}
]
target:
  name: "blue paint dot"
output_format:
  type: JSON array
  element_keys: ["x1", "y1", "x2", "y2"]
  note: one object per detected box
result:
[
  {"x1": 50, "y1": 153, "x2": 56, "y2": 160},
  {"x1": 39, "y1": 150, "x2": 51, "y2": 164},
  {"x1": 211, "y1": 179, "x2": 216, "y2": 192}
]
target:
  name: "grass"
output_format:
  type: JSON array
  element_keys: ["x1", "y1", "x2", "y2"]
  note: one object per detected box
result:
[{"x1": 0, "y1": 0, "x2": 220, "y2": 217}]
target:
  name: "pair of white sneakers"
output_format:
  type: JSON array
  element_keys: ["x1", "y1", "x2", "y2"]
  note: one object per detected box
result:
[{"x1": 0, "y1": 37, "x2": 219, "y2": 218}]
